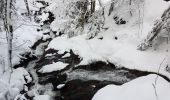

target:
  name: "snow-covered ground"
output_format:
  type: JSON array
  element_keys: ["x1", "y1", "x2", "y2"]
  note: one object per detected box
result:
[
  {"x1": 33, "y1": 95, "x2": 51, "y2": 100},
  {"x1": 92, "y1": 74, "x2": 170, "y2": 100}
]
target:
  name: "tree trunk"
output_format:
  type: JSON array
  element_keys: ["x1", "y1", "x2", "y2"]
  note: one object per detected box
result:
[
  {"x1": 24, "y1": 0, "x2": 31, "y2": 20},
  {"x1": 108, "y1": 0, "x2": 114, "y2": 16},
  {"x1": 5, "y1": 0, "x2": 13, "y2": 83},
  {"x1": 80, "y1": 0, "x2": 88, "y2": 29},
  {"x1": 129, "y1": 0, "x2": 132, "y2": 16},
  {"x1": 91, "y1": 0, "x2": 95, "y2": 14}
]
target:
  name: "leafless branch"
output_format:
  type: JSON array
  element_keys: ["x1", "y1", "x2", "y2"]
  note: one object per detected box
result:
[{"x1": 152, "y1": 57, "x2": 166, "y2": 100}]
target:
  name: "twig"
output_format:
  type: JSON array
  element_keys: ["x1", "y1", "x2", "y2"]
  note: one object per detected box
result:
[
  {"x1": 152, "y1": 83, "x2": 158, "y2": 100},
  {"x1": 155, "y1": 57, "x2": 166, "y2": 86},
  {"x1": 152, "y1": 57, "x2": 166, "y2": 100}
]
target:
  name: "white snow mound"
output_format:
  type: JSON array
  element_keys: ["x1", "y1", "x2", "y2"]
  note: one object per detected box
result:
[{"x1": 92, "y1": 74, "x2": 170, "y2": 100}]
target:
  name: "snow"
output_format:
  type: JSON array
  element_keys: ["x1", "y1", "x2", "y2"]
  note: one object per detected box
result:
[
  {"x1": 46, "y1": 35, "x2": 109, "y2": 65},
  {"x1": 10, "y1": 68, "x2": 32, "y2": 89},
  {"x1": 39, "y1": 12, "x2": 49, "y2": 22},
  {"x1": 38, "y1": 61, "x2": 69, "y2": 73},
  {"x1": 0, "y1": 68, "x2": 32, "y2": 100},
  {"x1": 57, "y1": 84, "x2": 65, "y2": 89},
  {"x1": 0, "y1": 21, "x2": 43, "y2": 67},
  {"x1": 62, "y1": 53, "x2": 70, "y2": 58},
  {"x1": 0, "y1": 0, "x2": 43, "y2": 99},
  {"x1": 33, "y1": 95, "x2": 51, "y2": 100},
  {"x1": 141, "y1": 0, "x2": 170, "y2": 38},
  {"x1": 1, "y1": 0, "x2": 170, "y2": 99},
  {"x1": 12, "y1": 23, "x2": 43, "y2": 66},
  {"x1": 46, "y1": 0, "x2": 170, "y2": 79},
  {"x1": 45, "y1": 53, "x2": 55, "y2": 57},
  {"x1": 92, "y1": 74, "x2": 170, "y2": 100}
]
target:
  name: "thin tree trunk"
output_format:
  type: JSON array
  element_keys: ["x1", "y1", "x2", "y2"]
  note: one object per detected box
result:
[
  {"x1": 5, "y1": 0, "x2": 13, "y2": 83},
  {"x1": 80, "y1": 0, "x2": 88, "y2": 29},
  {"x1": 24, "y1": 0, "x2": 31, "y2": 20},
  {"x1": 91, "y1": 0, "x2": 95, "y2": 14},
  {"x1": 108, "y1": 0, "x2": 114, "y2": 16},
  {"x1": 129, "y1": 0, "x2": 132, "y2": 16}
]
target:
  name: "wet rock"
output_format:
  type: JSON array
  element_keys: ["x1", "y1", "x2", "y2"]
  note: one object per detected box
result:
[
  {"x1": 13, "y1": 52, "x2": 38, "y2": 69},
  {"x1": 38, "y1": 73, "x2": 67, "y2": 87},
  {"x1": 35, "y1": 49, "x2": 80, "y2": 70},
  {"x1": 44, "y1": 11, "x2": 55, "y2": 24},
  {"x1": 31, "y1": 37, "x2": 52, "y2": 50},
  {"x1": 36, "y1": 50, "x2": 80, "y2": 87},
  {"x1": 114, "y1": 16, "x2": 126, "y2": 25}
]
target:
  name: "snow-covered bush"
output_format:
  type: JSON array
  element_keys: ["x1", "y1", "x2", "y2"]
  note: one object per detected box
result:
[
  {"x1": 49, "y1": 0, "x2": 91, "y2": 38},
  {"x1": 0, "y1": 0, "x2": 4, "y2": 19},
  {"x1": 0, "y1": 68, "x2": 32, "y2": 100},
  {"x1": 138, "y1": 6, "x2": 170, "y2": 50},
  {"x1": 85, "y1": 10, "x2": 104, "y2": 39}
]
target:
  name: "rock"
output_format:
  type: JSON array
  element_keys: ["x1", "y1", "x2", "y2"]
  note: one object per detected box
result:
[
  {"x1": 13, "y1": 52, "x2": 38, "y2": 69},
  {"x1": 113, "y1": 16, "x2": 126, "y2": 25}
]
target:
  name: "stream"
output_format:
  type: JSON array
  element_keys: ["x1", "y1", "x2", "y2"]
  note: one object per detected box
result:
[{"x1": 15, "y1": 1, "x2": 170, "y2": 100}]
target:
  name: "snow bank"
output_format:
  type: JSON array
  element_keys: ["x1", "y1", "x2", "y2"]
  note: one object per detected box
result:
[
  {"x1": 12, "y1": 23, "x2": 43, "y2": 66},
  {"x1": 0, "y1": 22, "x2": 42, "y2": 67},
  {"x1": 46, "y1": 35, "x2": 118, "y2": 65},
  {"x1": 0, "y1": 68, "x2": 32, "y2": 100},
  {"x1": 38, "y1": 61, "x2": 69, "y2": 73},
  {"x1": 92, "y1": 74, "x2": 170, "y2": 100}
]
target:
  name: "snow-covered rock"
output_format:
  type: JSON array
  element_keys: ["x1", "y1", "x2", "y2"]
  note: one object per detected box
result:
[
  {"x1": 57, "y1": 84, "x2": 65, "y2": 89},
  {"x1": 92, "y1": 74, "x2": 170, "y2": 100},
  {"x1": 38, "y1": 61, "x2": 69, "y2": 73}
]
